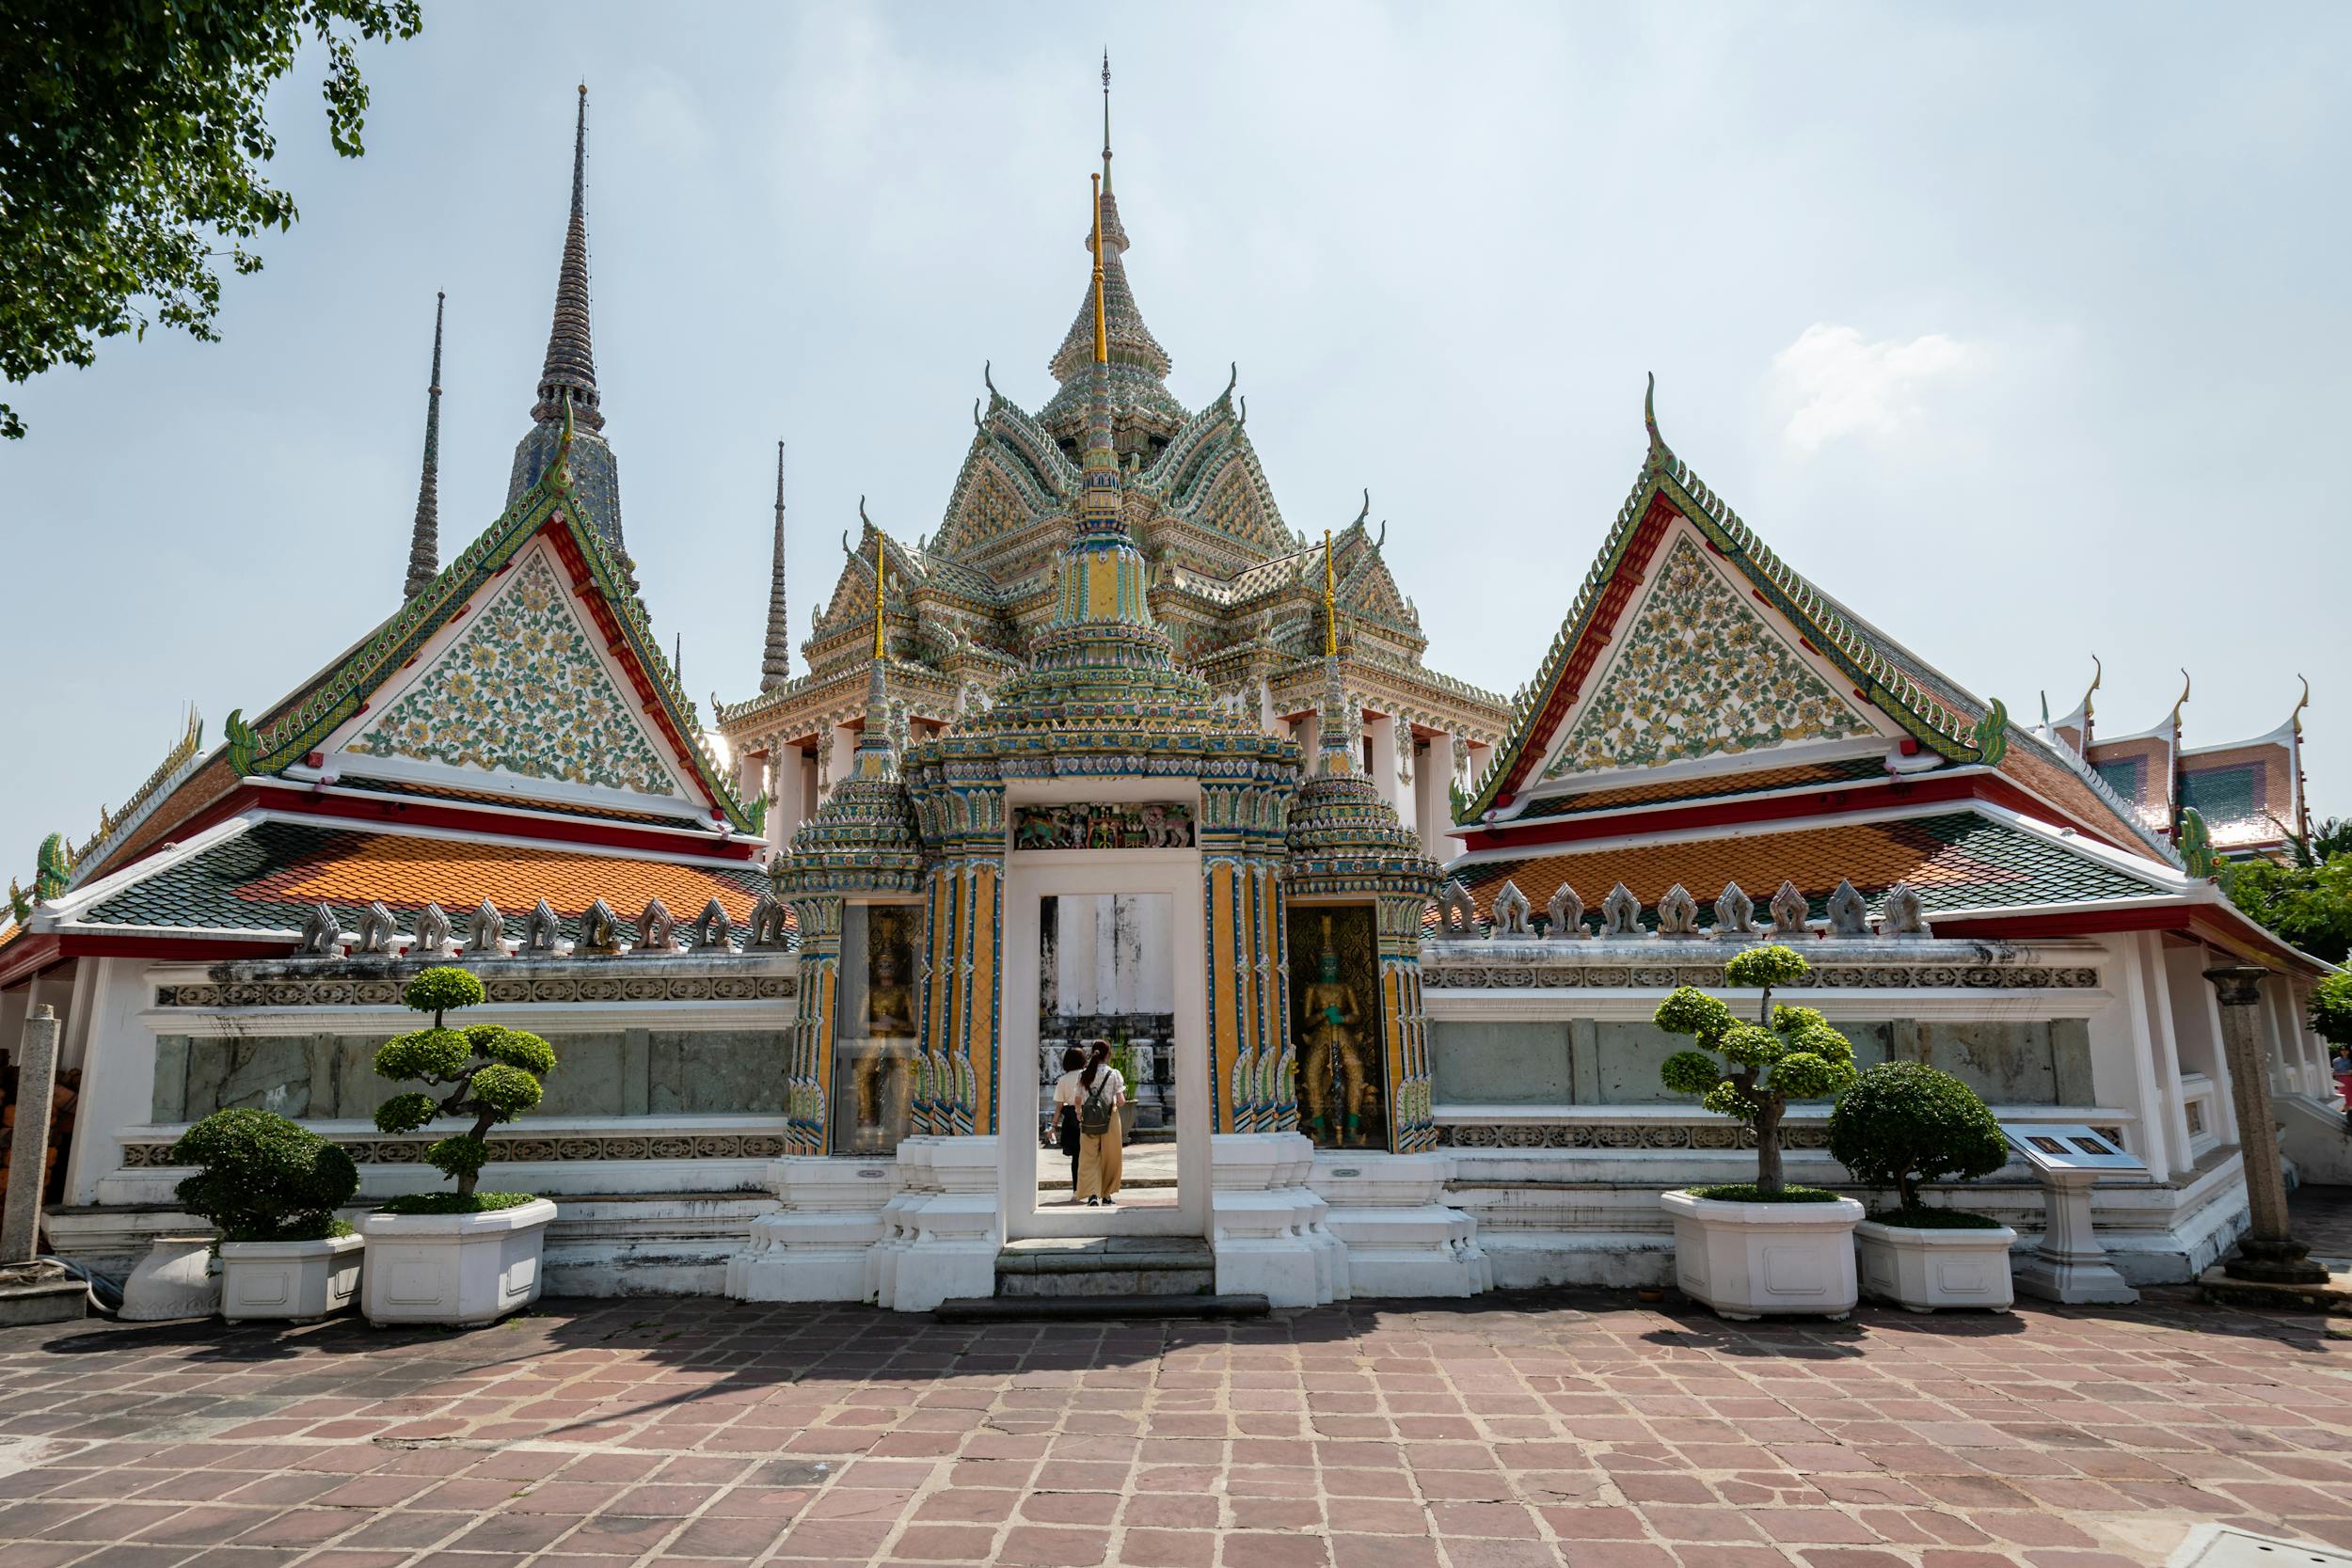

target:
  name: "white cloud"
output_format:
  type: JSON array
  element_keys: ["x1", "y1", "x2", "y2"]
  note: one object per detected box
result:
[{"x1": 1771, "y1": 323, "x2": 1980, "y2": 453}]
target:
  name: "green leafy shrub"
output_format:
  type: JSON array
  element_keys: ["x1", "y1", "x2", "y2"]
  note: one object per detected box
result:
[
  {"x1": 1868, "y1": 1206, "x2": 2007, "y2": 1229},
  {"x1": 2312, "y1": 971, "x2": 2352, "y2": 1050},
  {"x1": 379, "y1": 1191, "x2": 536, "y2": 1216},
  {"x1": 1655, "y1": 944, "x2": 1859, "y2": 1196},
  {"x1": 170, "y1": 1108, "x2": 358, "y2": 1243},
  {"x1": 1826, "y1": 1061, "x2": 2008, "y2": 1214},
  {"x1": 373, "y1": 967, "x2": 557, "y2": 1197},
  {"x1": 1688, "y1": 1183, "x2": 1845, "y2": 1204}
]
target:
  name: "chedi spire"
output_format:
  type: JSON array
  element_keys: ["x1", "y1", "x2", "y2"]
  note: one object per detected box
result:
[
  {"x1": 403, "y1": 292, "x2": 445, "y2": 602},
  {"x1": 761, "y1": 442, "x2": 791, "y2": 691},
  {"x1": 507, "y1": 85, "x2": 626, "y2": 555}
]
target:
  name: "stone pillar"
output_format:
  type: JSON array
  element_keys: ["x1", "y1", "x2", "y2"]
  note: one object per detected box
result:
[
  {"x1": 2206, "y1": 962, "x2": 2328, "y2": 1283},
  {"x1": 0, "y1": 1006, "x2": 59, "y2": 1267}
]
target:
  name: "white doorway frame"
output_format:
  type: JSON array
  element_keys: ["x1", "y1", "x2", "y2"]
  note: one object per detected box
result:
[{"x1": 999, "y1": 849, "x2": 1209, "y2": 1240}]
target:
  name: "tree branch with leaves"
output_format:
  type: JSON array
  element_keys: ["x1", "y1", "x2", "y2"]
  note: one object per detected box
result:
[{"x1": 0, "y1": 1, "x2": 422, "y2": 437}]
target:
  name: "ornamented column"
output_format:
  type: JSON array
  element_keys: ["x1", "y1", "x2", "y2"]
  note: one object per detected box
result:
[
  {"x1": 2205, "y1": 963, "x2": 2329, "y2": 1283},
  {"x1": 903, "y1": 777, "x2": 1006, "y2": 1139},
  {"x1": 1201, "y1": 780, "x2": 1291, "y2": 1133}
]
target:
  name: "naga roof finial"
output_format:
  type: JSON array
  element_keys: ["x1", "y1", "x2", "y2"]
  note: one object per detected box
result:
[
  {"x1": 982, "y1": 358, "x2": 999, "y2": 403},
  {"x1": 1353, "y1": 488, "x2": 1371, "y2": 530},
  {"x1": 2293, "y1": 673, "x2": 2311, "y2": 733},
  {"x1": 1222, "y1": 361, "x2": 1238, "y2": 404},
  {"x1": 2169, "y1": 668, "x2": 2191, "y2": 727},
  {"x1": 2081, "y1": 653, "x2": 2102, "y2": 715}
]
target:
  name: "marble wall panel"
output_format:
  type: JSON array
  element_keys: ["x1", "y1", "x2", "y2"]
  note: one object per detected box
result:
[
  {"x1": 1430, "y1": 1021, "x2": 1574, "y2": 1104},
  {"x1": 649, "y1": 1030, "x2": 788, "y2": 1115}
]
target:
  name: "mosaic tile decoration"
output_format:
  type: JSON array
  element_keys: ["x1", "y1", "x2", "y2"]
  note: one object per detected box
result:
[
  {"x1": 348, "y1": 550, "x2": 680, "y2": 798},
  {"x1": 1546, "y1": 537, "x2": 1875, "y2": 778}
]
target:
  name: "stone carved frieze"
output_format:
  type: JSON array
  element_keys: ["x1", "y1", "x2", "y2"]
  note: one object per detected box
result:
[{"x1": 1009, "y1": 801, "x2": 1194, "y2": 850}]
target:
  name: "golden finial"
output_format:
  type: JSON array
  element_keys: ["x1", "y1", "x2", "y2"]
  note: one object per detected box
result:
[
  {"x1": 873, "y1": 553, "x2": 888, "y2": 663},
  {"x1": 1090, "y1": 172, "x2": 1107, "y2": 365},
  {"x1": 1323, "y1": 529, "x2": 1337, "y2": 657}
]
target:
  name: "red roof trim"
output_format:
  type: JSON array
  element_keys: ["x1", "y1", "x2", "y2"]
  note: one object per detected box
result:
[{"x1": 1491, "y1": 493, "x2": 1678, "y2": 808}]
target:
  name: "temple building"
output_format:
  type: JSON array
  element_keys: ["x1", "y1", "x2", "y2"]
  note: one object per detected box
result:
[
  {"x1": 2042, "y1": 665, "x2": 2314, "y2": 861},
  {"x1": 0, "y1": 77, "x2": 2338, "y2": 1307}
]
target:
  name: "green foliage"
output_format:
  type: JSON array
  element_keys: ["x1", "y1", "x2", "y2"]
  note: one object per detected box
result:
[
  {"x1": 478, "y1": 1028, "x2": 557, "y2": 1076},
  {"x1": 371, "y1": 978, "x2": 556, "y2": 1196},
  {"x1": 1687, "y1": 1183, "x2": 1845, "y2": 1203},
  {"x1": 2219, "y1": 855, "x2": 2352, "y2": 965},
  {"x1": 2311, "y1": 971, "x2": 2352, "y2": 1049},
  {"x1": 468, "y1": 1064, "x2": 543, "y2": 1119},
  {"x1": 1827, "y1": 1062, "x2": 2009, "y2": 1211},
  {"x1": 423, "y1": 1133, "x2": 490, "y2": 1182},
  {"x1": 169, "y1": 1108, "x2": 358, "y2": 1243},
  {"x1": 378, "y1": 1191, "x2": 535, "y2": 1216},
  {"x1": 373, "y1": 1092, "x2": 437, "y2": 1136},
  {"x1": 1654, "y1": 944, "x2": 1859, "y2": 1196},
  {"x1": 373, "y1": 1027, "x2": 469, "y2": 1083},
  {"x1": 1867, "y1": 1205, "x2": 2005, "y2": 1229},
  {"x1": 1724, "y1": 943, "x2": 1809, "y2": 990},
  {"x1": 405, "y1": 966, "x2": 485, "y2": 1019},
  {"x1": 0, "y1": 1, "x2": 423, "y2": 438}
]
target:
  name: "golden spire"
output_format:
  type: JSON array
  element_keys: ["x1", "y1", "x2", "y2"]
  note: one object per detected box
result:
[
  {"x1": 1090, "y1": 172, "x2": 1107, "y2": 365},
  {"x1": 873, "y1": 553, "x2": 887, "y2": 663},
  {"x1": 1323, "y1": 529, "x2": 1337, "y2": 657}
]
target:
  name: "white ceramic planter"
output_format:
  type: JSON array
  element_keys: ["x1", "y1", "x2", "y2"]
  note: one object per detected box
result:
[
  {"x1": 358, "y1": 1198, "x2": 556, "y2": 1326},
  {"x1": 120, "y1": 1235, "x2": 222, "y2": 1321},
  {"x1": 1661, "y1": 1190, "x2": 1865, "y2": 1320},
  {"x1": 220, "y1": 1232, "x2": 364, "y2": 1322},
  {"x1": 1854, "y1": 1219, "x2": 2016, "y2": 1312}
]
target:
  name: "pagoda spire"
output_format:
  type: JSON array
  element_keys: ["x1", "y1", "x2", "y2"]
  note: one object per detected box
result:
[
  {"x1": 506, "y1": 85, "x2": 625, "y2": 553},
  {"x1": 532, "y1": 84, "x2": 602, "y2": 432},
  {"x1": 402, "y1": 292, "x2": 445, "y2": 602},
  {"x1": 760, "y1": 442, "x2": 790, "y2": 691},
  {"x1": 1315, "y1": 529, "x2": 1354, "y2": 777},
  {"x1": 1047, "y1": 57, "x2": 1169, "y2": 394}
]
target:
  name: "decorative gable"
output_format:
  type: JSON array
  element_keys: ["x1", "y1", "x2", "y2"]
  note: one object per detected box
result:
[
  {"x1": 1542, "y1": 536, "x2": 1876, "y2": 779},
  {"x1": 346, "y1": 549, "x2": 685, "y2": 799}
]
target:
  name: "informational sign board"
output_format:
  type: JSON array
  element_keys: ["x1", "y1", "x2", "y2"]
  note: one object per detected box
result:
[{"x1": 1997, "y1": 1122, "x2": 2146, "y2": 1175}]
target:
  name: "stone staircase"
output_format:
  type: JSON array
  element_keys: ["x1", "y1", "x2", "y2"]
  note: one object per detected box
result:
[{"x1": 930, "y1": 1235, "x2": 1268, "y2": 1322}]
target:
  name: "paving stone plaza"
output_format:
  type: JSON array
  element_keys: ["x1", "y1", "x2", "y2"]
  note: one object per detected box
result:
[{"x1": 0, "y1": 1189, "x2": 2344, "y2": 1568}]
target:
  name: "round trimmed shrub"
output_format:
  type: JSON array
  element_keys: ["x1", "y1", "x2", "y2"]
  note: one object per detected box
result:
[
  {"x1": 1826, "y1": 1061, "x2": 2007, "y2": 1214},
  {"x1": 2312, "y1": 971, "x2": 2352, "y2": 1050},
  {"x1": 170, "y1": 1108, "x2": 358, "y2": 1243}
]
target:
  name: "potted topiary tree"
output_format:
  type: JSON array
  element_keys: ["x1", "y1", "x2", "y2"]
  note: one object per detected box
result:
[
  {"x1": 1829, "y1": 1062, "x2": 2017, "y2": 1310},
  {"x1": 1654, "y1": 943, "x2": 1865, "y2": 1319},
  {"x1": 357, "y1": 966, "x2": 560, "y2": 1326},
  {"x1": 170, "y1": 1108, "x2": 362, "y2": 1321}
]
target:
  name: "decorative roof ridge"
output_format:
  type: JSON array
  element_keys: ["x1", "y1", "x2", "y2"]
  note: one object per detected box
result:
[
  {"x1": 50, "y1": 706, "x2": 209, "y2": 894},
  {"x1": 224, "y1": 422, "x2": 750, "y2": 832},
  {"x1": 1139, "y1": 377, "x2": 1238, "y2": 495},
  {"x1": 979, "y1": 383, "x2": 1079, "y2": 499},
  {"x1": 1464, "y1": 379, "x2": 2012, "y2": 822}
]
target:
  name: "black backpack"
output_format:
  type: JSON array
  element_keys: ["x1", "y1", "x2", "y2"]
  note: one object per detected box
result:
[{"x1": 1079, "y1": 1072, "x2": 1115, "y2": 1136}]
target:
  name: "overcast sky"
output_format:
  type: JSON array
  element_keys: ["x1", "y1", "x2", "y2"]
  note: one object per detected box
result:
[{"x1": 6, "y1": 2, "x2": 2348, "y2": 863}]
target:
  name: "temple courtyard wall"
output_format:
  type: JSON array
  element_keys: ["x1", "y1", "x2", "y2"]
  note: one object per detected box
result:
[{"x1": 20, "y1": 925, "x2": 2331, "y2": 1302}]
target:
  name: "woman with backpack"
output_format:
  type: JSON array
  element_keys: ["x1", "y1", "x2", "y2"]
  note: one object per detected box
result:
[
  {"x1": 1063, "y1": 1039, "x2": 1125, "y2": 1206},
  {"x1": 1050, "y1": 1045, "x2": 1086, "y2": 1198}
]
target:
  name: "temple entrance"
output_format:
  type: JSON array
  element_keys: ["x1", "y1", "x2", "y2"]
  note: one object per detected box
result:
[{"x1": 999, "y1": 849, "x2": 1209, "y2": 1240}]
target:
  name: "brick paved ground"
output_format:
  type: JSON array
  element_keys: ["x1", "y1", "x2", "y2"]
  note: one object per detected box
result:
[{"x1": 0, "y1": 1218, "x2": 2348, "y2": 1568}]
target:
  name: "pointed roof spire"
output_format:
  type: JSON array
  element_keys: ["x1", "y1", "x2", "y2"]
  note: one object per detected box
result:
[
  {"x1": 761, "y1": 442, "x2": 791, "y2": 691},
  {"x1": 1101, "y1": 49, "x2": 1114, "y2": 193},
  {"x1": 1048, "y1": 58, "x2": 1169, "y2": 390},
  {"x1": 531, "y1": 84, "x2": 603, "y2": 432},
  {"x1": 403, "y1": 292, "x2": 445, "y2": 602}
]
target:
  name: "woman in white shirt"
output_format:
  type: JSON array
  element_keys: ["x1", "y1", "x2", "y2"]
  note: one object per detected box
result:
[{"x1": 1057, "y1": 1039, "x2": 1125, "y2": 1206}]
